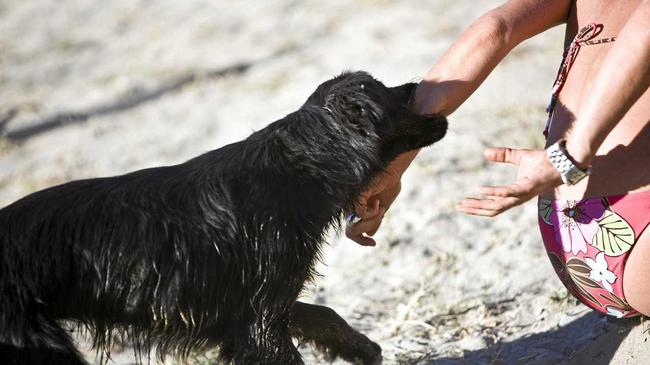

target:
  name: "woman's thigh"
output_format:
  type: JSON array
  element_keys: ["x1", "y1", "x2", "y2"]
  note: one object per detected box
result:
[{"x1": 623, "y1": 226, "x2": 650, "y2": 315}]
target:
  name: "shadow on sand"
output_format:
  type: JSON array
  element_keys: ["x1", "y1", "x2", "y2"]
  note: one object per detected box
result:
[
  {"x1": 0, "y1": 47, "x2": 296, "y2": 142},
  {"x1": 427, "y1": 312, "x2": 643, "y2": 365}
]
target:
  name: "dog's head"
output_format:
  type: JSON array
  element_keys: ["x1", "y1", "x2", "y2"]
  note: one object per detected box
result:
[{"x1": 303, "y1": 71, "x2": 447, "y2": 163}]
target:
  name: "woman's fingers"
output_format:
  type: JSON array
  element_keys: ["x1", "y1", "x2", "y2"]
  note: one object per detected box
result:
[
  {"x1": 479, "y1": 184, "x2": 527, "y2": 198},
  {"x1": 484, "y1": 147, "x2": 522, "y2": 165},
  {"x1": 455, "y1": 204, "x2": 501, "y2": 217},
  {"x1": 353, "y1": 194, "x2": 369, "y2": 219},
  {"x1": 354, "y1": 196, "x2": 383, "y2": 220},
  {"x1": 478, "y1": 186, "x2": 512, "y2": 197},
  {"x1": 345, "y1": 209, "x2": 385, "y2": 246},
  {"x1": 365, "y1": 213, "x2": 384, "y2": 236},
  {"x1": 364, "y1": 199, "x2": 382, "y2": 219},
  {"x1": 348, "y1": 234, "x2": 377, "y2": 247},
  {"x1": 457, "y1": 196, "x2": 521, "y2": 215}
]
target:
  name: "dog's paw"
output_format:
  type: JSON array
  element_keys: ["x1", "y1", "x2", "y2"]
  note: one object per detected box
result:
[
  {"x1": 334, "y1": 329, "x2": 382, "y2": 365},
  {"x1": 290, "y1": 302, "x2": 382, "y2": 364}
]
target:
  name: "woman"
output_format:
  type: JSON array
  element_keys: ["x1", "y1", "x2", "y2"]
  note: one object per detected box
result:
[{"x1": 346, "y1": 0, "x2": 650, "y2": 317}]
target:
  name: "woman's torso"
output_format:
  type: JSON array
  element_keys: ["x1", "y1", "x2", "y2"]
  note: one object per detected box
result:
[{"x1": 545, "y1": 0, "x2": 650, "y2": 199}]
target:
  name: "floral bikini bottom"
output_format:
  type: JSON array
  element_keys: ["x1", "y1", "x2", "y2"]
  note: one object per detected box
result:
[{"x1": 538, "y1": 190, "x2": 650, "y2": 317}]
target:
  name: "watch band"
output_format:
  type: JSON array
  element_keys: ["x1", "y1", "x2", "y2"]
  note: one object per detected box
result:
[{"x1": 546, "y1": 141, "x2": 591, "y2": 185}]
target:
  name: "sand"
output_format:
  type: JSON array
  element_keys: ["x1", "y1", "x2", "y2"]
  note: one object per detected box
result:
[{"x1": 1, "y1": 0, "x2": 647, "y2": 364}]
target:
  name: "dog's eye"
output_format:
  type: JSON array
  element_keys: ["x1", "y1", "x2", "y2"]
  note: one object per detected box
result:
[
  {"x1": 352, "y1": 103, "x2": 366, "y2": 116},
  {"x1": 360, "y1": 84, "x2": 365, "y2": 90}
]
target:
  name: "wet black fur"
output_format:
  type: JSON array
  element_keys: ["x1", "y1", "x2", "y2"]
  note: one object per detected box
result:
[{"x1": 0, "y1": 71, "x2": 447, "y2": 364}]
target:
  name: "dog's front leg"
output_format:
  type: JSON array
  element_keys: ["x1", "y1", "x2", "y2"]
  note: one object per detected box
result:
[
  {"x1": 216, "y1": 317, "x2": 304, "y2": 365},
  {"x1": 289, "y1": 301, "x2": 382, "y2": 365}
]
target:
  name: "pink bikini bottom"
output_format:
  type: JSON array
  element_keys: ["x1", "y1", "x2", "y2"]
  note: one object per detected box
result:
[{"x1": 538, "y1": 189, "x2": 650, "y2": 317}]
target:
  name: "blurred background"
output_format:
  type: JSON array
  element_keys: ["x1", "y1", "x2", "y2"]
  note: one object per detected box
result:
[{"x1": 1, "y1": 1, "x2": 644, "y2": 364}]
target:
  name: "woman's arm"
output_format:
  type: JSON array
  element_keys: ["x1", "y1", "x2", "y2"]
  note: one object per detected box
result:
[
  {"x1": 566, "y1": 0, "x2": 650, "y2": 167},
  {"x1": 457, "y1": 0, "x2": 650, "y2": 217},
  {"x1": 347, "y1": 0, "x2": 571, "y2": 245},
  {"x1": 414, "y1": 0, "x2": 571, "y2": 116}
]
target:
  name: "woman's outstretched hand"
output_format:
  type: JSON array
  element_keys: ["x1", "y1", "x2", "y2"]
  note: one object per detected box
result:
[
  {"x1": 345, "y1": 151, "x2": 418, "y2": 246},
  {"x1": 456, "y1": 147, "x2": 564, "y2": 217}
]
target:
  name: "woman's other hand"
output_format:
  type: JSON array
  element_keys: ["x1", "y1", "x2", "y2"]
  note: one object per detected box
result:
[{"x1": 456, "y1": 147, "x2": 563, "y2": 216}]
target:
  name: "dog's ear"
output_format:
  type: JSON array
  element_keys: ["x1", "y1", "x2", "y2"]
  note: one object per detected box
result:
[{"x1": 324, "y1": 94, "x2": 377, "y2": 137}]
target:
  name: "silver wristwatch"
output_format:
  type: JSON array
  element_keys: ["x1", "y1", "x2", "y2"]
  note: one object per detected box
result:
[{"x1": 546, "y1": 141, "x2": 591, "y2": 185}]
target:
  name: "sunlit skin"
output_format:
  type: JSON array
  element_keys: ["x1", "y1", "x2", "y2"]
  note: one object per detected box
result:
[{"x1": 346, "y1": 0, "x2": 650, "y2": 314}]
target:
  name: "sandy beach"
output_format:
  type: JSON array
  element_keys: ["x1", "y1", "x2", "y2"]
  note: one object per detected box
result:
[{"x1": 1, "y1": 0, "x2": 648, "y2": 364}]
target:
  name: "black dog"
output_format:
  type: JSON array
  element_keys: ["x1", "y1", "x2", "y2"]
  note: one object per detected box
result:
[{"x1": 0, "y1": 71, "x2": 447, "y2": 364}]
